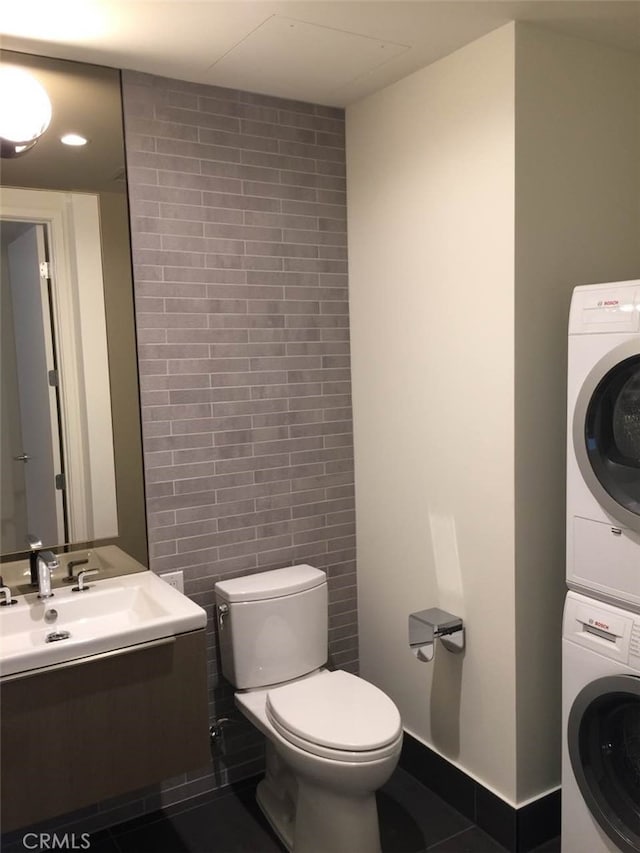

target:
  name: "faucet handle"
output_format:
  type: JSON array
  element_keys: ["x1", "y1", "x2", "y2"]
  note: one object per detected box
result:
[
  {"x1": 26, "y1": 533, "x2": 43, "y2": 551},
  {"x1": 0, "y1": 575, "x2": 18, "y2": 607},
  {"x1": 64, "y1": 555, "x2": 90, "y2": 583},
  {"x1": 72, "y1": 568, "x2": 99, "y2": 592},
  {"x1": 0, "y1": 583, "x2": 17, "y2": 607},
  {"x1": 0, "y1": 576, "x2": 17, "y2": 607}
]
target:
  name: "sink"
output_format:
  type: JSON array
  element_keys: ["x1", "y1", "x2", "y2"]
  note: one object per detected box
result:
[{"x1": 0, "y1": 571, "x2": 207, "y2": 678}]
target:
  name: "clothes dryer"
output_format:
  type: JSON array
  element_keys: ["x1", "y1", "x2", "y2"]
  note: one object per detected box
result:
[
  {"x1": 562, "y1": 591, "x2": 640, "y2": 853},
  {"x1": 567, "y1": 280, "x2": 640, "y2": 611}
]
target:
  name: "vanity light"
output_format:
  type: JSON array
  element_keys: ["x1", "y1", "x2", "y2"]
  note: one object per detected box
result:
[
  {"x1": 61, "y1": 133, "x2": 88, "y2": 146},
  {"x1": 0, "y1": 65, "x2": 52, "y2": 158}
]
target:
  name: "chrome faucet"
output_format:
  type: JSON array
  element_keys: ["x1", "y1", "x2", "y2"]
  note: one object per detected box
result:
[
  {"x1": 36, "y1": 551, "x2": 59, "y2": 599},
  {"x1": 26, "y1": 534, "x2": 60, "y2": 597},
  {"x1": 27, "y1": 533, "x2": 43, "y2": 585}
]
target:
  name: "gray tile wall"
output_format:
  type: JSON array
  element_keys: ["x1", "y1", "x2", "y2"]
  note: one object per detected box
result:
[{"x1": 120, "y1": 71, "x2": 357, "y2": 807}]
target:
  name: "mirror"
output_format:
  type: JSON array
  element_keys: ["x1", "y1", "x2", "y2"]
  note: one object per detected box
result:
[{"x1": 0, "y1": 50, "x2": 147, "y2": 566}]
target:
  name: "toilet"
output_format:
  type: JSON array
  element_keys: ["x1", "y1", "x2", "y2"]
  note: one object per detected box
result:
[{"x1": 214, "y1": 564, "x2": 403, "y2": 853}]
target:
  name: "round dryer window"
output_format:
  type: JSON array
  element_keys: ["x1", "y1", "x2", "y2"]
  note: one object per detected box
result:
[
  {"x1": 568, "y1": 675, "x2": 640, "y2": 853},
  {"x1": 573, "y1": 341, "x2": 640, "y2": 533}
]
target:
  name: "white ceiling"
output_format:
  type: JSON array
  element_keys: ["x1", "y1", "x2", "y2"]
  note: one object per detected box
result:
[{"x1": 1, "y1": 1, "x2": 639, "y2": 106}]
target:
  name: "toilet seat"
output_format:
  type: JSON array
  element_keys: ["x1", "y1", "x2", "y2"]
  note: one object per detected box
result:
[{"x1": 265, "y1": 670, "x2": 402, "y2": 763}]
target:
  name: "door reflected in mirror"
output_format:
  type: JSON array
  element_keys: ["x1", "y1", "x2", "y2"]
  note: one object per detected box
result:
[
  {"x1": 0, "y1": 50, "x2": 147, "y2": 566},
  {"x1": 2, "y1": 218, "x2": 67, "y2": 548}
]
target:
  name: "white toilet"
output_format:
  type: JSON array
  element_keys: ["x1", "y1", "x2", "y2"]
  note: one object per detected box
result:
[{"x1": 214, "y1": 564, "x2": 403, "y2": 853}]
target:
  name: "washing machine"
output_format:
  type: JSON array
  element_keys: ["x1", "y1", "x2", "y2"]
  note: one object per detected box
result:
[
  {"x1": 562, "y1": 591, "x2": 640, "y2": 852},
  {"x1": 567, "y1": 280, "x2": 640, "y2": 612}
]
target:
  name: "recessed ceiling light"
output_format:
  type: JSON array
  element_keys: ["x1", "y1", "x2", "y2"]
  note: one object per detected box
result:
[{"x1": 61, "y1": 133, "x2": 88, "y2": 146}]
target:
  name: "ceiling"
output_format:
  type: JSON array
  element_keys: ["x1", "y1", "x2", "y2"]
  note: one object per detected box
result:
[{"x1": 1, "y1": 1, "x2": 639, "y2": 107}]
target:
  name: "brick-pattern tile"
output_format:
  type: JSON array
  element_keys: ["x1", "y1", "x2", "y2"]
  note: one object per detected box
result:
[{"x1": 122, "y1": 72, "x2": 357, "y2": 803}]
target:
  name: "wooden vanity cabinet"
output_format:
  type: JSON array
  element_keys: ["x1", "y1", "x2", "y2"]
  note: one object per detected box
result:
[{"x1": 1, "y1": 629, "x2": 209, "y2": 832}]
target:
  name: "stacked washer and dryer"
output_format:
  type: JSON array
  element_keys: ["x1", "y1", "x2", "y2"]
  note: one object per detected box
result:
[{"x1": 564, "y1": 280, "x2": 640, "y2": 853}]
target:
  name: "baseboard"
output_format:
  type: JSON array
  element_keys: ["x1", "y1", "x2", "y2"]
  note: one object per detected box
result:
[{"x1": 400, "y1": 732, "x2": 560, "y2": 852}]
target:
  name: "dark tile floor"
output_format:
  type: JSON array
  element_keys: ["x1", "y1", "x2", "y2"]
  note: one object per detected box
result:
[{"x1": 4, "y1": 768, "x2": 561, "y2": 853}]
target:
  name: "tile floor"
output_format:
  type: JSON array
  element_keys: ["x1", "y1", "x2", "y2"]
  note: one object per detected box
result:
[{"x1": 4, "y1": 768, "x2": 561, "y2": 853}]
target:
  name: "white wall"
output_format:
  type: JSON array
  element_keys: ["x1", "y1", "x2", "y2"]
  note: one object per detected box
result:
[
  {"x1": 513, "y1": 25, "x2": 640, "y2": 801},
  {"x1": 347, "y1": 24, "x2": 519, "y2": 800},
  {"x1": 347, "y1": 21, "x2": 640, "y2": 806}
]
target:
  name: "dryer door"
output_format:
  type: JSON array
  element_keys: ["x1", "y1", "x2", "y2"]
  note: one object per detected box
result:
[
  {"x1": 573, "y1": 340, "x2": 640, "y2": 533},
  {"x1": 568, "y1": 674, "x2": 640, "y2": 853}
]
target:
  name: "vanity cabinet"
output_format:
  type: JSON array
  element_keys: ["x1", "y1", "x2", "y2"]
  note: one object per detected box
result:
[{"x1": 1, "y1": 629, "x2": 209, "y2": 832}]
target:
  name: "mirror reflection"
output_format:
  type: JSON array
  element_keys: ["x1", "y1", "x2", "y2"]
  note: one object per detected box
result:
[{"x1": 0, "y1": 50, "x2": 147, "y2": 566}]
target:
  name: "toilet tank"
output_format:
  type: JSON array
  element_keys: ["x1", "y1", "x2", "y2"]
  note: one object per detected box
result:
[{"x1": 215, "y1": 565, "x2": 328, "y2": 689}]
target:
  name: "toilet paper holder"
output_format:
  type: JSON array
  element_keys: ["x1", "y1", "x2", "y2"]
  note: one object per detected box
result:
[{"x1": 409, "y1": 608, "x2": 465, "y2": 662}]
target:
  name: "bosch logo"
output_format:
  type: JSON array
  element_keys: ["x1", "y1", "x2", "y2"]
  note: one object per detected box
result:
[
  {"x1": 597, "y1": 299, "x2": 619, "y2": 307},
  {"x1": 589, "y1": 618, "x2": 610, "y2": 630}
]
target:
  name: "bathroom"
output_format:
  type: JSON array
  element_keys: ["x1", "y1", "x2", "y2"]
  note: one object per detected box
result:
[{"x1": 1, "y1": 4, "x2": 639, "y2": 852}]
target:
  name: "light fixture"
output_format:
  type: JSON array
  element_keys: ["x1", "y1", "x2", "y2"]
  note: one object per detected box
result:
[
  {"x1": 0, "y1": 65, "x2": 52, "y2": 158},
  {"x1": 60, "y1": 133, "x2": 88, "y2": 146}
]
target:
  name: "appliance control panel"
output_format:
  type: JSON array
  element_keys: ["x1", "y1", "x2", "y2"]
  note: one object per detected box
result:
[
  {"x1": 564, "y1": 591, "x2": 639, "y2": 666},
  {"x1": 568, "y1": 280, "x2": 640, "y2": 335}
]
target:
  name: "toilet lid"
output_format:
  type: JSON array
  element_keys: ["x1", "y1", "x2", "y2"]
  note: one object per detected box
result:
[{"x1": 266, "y1": 670, "x2": 402, "y2": 752}]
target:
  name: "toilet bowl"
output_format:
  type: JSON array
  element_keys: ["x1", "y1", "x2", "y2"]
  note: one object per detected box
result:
[
  {"x1": 236, "y1": 669, "x2": 403, "y2": 853},
  {"x1": 214, "y1": 565, "x2": 403, "y2": 853}
]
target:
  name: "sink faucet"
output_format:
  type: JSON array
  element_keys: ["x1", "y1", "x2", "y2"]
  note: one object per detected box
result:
[
  {"x1": 36, "y1": 551, "x2": 59, "y2": 599},
  {"x1": 26, "y1": 533, "x2": 43, "y2": 585},
  {"x1": 26, "y1": 534, "x2": 60, "y2": 597}
]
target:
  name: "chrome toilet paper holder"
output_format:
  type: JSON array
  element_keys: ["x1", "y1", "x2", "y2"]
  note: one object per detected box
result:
[{"x1": 409, "y1": 608, "x2": 465, "y2": 662}]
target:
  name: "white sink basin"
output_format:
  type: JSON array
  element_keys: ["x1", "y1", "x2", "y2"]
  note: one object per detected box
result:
[{"x1": 0, "y1": 571, "x2": 206, "y2": 678}]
